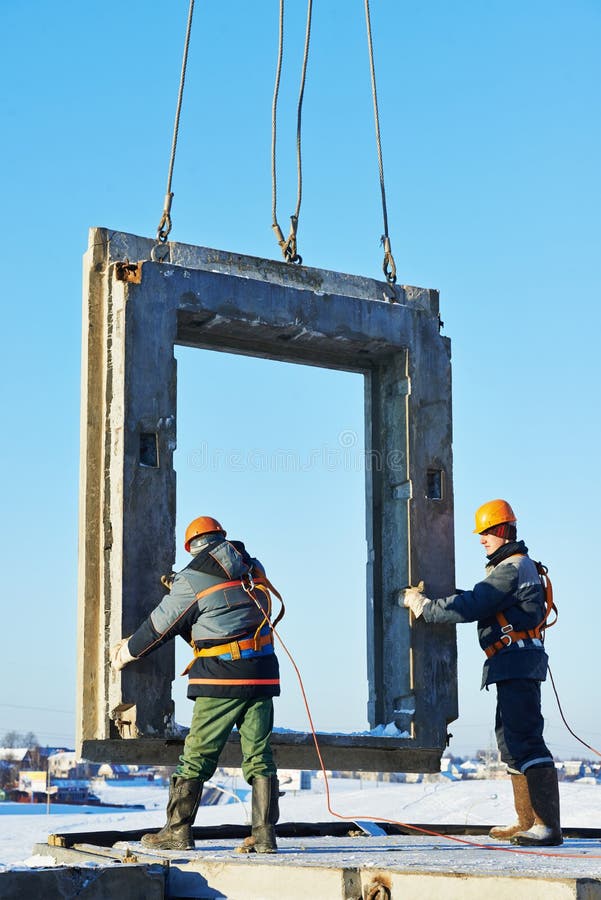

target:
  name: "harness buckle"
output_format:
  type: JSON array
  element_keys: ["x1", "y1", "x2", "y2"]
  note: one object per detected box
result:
[
  {"x1": 241, "y1": 572, "x2": 255, "y2": 594},
  {"x1": 500, "y1": 623, "x2": 513, "y2": 646}
]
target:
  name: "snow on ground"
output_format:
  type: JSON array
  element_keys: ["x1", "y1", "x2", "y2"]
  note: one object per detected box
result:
[{"x1": 1, "y1": 777, "x2": 600, "y2": 869}]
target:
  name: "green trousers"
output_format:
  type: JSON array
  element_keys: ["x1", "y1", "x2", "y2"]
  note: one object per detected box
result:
[{"x1": 177, "y1": 695, "x2": 276, "y2": 783}]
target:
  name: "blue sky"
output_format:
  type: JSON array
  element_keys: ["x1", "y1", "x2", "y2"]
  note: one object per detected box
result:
[{"x1": 0, "y1": 1, "x2": 599, "y2": 760}]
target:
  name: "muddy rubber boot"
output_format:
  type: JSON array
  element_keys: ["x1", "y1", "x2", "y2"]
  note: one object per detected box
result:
[
  {"x1": 141, "y1": 776, "x2": 203, "y2": 850},
  {"x1": 489, "y1": 773, "x2": 534, "y2": 840},
  {"x1": 511, "y1": 766, "x2": 563, "y2": 846},
  {"x1": 238, "y1": 775, "x2": 279, "y2": 854}
]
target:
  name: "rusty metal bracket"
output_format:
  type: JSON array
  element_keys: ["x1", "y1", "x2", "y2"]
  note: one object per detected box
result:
[
  {"x1": 111, "y1": 703, "x2": 140, "y2": 739},
  {"x1": 365, "y1": 877, "x2": 391, "y2": 900},
  {"x1": 115, "y1": 261, "x2": 143, "y2": 283}
]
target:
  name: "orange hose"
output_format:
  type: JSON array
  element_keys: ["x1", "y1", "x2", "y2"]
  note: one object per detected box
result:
[{"x1": 250, "y1": 590, "x2": 601, "y2": 860}]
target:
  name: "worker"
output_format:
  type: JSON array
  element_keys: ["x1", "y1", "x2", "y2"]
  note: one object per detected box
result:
[
  {"x1": 110, "y1": 516, "x2": 281, "y2": 853},
  {"x1": 402, "y1": 499, "x2": 562, "y2": 847}
]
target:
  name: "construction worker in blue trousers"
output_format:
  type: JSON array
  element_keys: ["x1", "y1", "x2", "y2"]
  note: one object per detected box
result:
[{"x1": 402, "y1": 499, "x2": 562, "y2": 847}]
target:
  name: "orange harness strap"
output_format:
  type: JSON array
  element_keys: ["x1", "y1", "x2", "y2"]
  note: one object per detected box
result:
[
  {"x1": 484, "y1": 561, "x2": 558, "y2": 659},
  {"x1": 182, "y1": 573, "x2": 286, "y2": 675},
  {"x1": 194, "y1": 578, "x2": 247, "y2": 602},
  {"x1": 194, "y1": 575, "x2": 285, "y2": 626}
]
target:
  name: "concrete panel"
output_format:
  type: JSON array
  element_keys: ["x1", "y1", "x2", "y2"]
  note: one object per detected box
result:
[
  {"x1": 38, "y1": 831, "x2": 601, "y2": 900},
  {"x1": 77, "y1": 227, "x2": 457, "y2": 769},
  {"x1": 34, "y1": 837, "x2": 601, "y2": 900},
  {"x1": 0, "y1": 864, "x2": 165, "y2": 900},
  {"x1": 81, "y1": 733, "x2": 443, "y2": 773}
]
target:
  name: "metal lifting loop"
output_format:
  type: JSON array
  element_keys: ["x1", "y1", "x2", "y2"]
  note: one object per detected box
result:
[
  {"x1": 382, "y1": 235, "x2": 396, "y2": 285},
  {"x1": 157, "y1": 192, "x2": 174, "y2": 244},
  {"x1": 364, "y1": 0, "x2": 398, "y2": 285},
  {"x1": 272, "y1": 218, "x2": 302, "y2": 265},
  {"x1": 285, "y1": 215, "x2": 302, "y2": 264},
  {"x1": 153, "y1": 0, "x2": 195, "y2": 250},
  {"x1": 271, "y1": 0, "x2": 312, "y2": 265}
]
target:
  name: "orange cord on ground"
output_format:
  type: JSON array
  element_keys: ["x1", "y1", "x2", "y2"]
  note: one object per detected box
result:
[{"x1": 250, "y1": 586, "x2": 601, "y2": 861}]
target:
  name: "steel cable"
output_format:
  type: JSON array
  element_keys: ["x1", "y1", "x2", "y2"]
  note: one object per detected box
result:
[
  {"x1": 293, "y1": 0, "x2": 313, "y2": 225},
  {"x1": 155, "y1": 0, "x2": 195, "y2": 244},
  {"x1": 271, "y1": 0, "x2": 285, "y2": 229},
  {"x1": 364, "y1": 0, "x2": 397, "y2": 284},
  {"x1": 271, "y1": 0, "x2": 313, "y2": 265}
]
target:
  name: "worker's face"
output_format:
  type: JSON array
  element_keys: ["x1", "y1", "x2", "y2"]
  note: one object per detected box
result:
[{"x1": 479, "y1": 530, "x2": 507, "y2": 555}]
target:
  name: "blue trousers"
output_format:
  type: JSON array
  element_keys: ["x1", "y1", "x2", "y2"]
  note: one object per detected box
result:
[{"x1": 494, "y1": 679, "x2": 554, "y2": 773}]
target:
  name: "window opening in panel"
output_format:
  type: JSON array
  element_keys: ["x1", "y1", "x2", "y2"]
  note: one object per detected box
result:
[{"x1": 172, "y1": 346, "x2": 368, "y2": 737}]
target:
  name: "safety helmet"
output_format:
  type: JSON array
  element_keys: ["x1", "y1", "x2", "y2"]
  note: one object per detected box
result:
[
  {"x1": 184, "y1": 516, "x2": 226, "y2": 552},
  {"x1": 473, "y1": 499, "x2": 516, "y2": 534}
]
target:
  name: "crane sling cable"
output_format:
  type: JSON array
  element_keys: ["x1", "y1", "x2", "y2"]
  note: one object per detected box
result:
[
  {"x1": 154, "y1": 0, "x2": 195, "y2": 249},
  {"x1": 364, "y1": 0, "x2": 397, "y2": 286},
  {"x1": 271, "y1": 0, "x2": 313, "y2": 265},
  {"x1": 242, "y1": 584, "x2": 601, "y2": 860}
]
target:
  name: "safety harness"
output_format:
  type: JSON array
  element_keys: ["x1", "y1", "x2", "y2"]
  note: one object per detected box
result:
[
  {"x1": 182, "y1": 571, "x2": 285, "y2": 674},
  {"x1": 484, "y1": 559, "x2": 557, "y2": 659}
]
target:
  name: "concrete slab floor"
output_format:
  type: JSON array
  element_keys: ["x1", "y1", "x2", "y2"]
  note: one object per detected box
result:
[{"x1": 120, "y1": 834, "x2": 601, "y2": 899}]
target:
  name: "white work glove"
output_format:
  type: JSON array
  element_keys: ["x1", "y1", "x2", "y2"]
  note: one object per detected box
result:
[
  {"x1": 110, "y1": 637, "x2": 136, "y2": 671},
  {"x1": 401, "y1": 581, "x2": 430, "y2": 619}
]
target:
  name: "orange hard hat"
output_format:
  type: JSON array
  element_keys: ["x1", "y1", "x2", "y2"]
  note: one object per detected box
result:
[
  {"x1": 473, "y1": 499, "x2": 516, "y2": 534},
  {"x1": 184, "y1": 516, "x2": 226, "y2": 552}
]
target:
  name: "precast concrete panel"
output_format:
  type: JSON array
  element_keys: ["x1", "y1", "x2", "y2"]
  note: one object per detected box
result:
[{"x1": 77, "y1": 227, "x2": 457, "y2": 771}]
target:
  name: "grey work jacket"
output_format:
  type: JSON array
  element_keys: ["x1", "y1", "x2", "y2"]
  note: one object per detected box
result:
[{"x1": 421, "y1": 540, "x2": 549, "y2": 687}]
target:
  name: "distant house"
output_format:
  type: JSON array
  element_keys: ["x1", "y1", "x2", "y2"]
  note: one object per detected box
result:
[
  {"x1": 2, "y1": 746, "x2": 73, "y2": 773},
  {"x1": 558, "y1": 760, "x2": 586, "y2": 780},
  {"x1": 47, "y1": 751, "x2": 79, "y2": 779},
  {"x1": 0, "y1": 748, "x2": 29, "y2": 765},
  {"x1": 39, "y1": 747, "x2": 72, "y2": 765},
  {"x1": 0, "y1": 759, "x2": 18, "y2": 790},
  {"x1": 0, "y1": 748, "x2": 31, "y2": 787},
  {"x1": 96, "y1": 763, "x2": 131, "y2": 779}
]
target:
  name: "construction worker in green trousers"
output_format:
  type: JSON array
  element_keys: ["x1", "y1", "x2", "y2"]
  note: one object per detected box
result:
[
  {"x1": 111, "y1": 516, "x2": 280, "y2": 852},
  {"x1": 402, "y1": 499, "x2": 562, "y2": 847}
]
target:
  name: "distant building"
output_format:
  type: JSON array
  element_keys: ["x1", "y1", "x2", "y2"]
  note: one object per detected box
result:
[
  {"x1": 558, "y1": 760, "x2": 586, "y2": 780},
  {"x1": 277, "y1": 770, "x2": 312, "y2": 791},
  {"x1": 0, "y1": 748, "x2": 29, "y2": 765},
  {"x1": 96, "y1": 763, "x2": 131, "y2": 779},
  {"x1": 47, "y1": 751, "x2": 78, "y2": 779}
]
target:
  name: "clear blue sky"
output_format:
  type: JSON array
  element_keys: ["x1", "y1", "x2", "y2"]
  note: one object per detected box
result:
[{"x1": 0, "y1": 1, "x2": 599, "y2": 760}]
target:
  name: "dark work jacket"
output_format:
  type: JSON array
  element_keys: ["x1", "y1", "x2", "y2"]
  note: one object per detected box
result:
[
  {"x1": 421, "y1": 541, "x2": 549, "y2": 688},
  {"x1": 128, "y1": 536, "x2": 280, "y2": 700}
]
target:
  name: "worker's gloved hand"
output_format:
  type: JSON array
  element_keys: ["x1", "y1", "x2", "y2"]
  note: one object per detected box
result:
[
  {"x1": 401, "y1": 581, "x2": 430, "y2": 619},
  {"x1": 110, "y1": 637, "x2": 136, "y2": 671},
  {"x1": 160, "y1": 572, "x2": 176, "y2": 591}
]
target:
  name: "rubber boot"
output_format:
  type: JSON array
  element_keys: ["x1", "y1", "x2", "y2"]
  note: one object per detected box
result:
[
  {"x1": 489, "y1": 773, "x2": 534, "y2": 840},
  {"x1": 141, "y1": 776, "x2": 203, "y2": 850},
  {"x1": 238, "y1": 775, "x2": 279, "y2": 853},
  {"x1": 511, "y1": 766, "x2": 563, "y2": 846}
]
